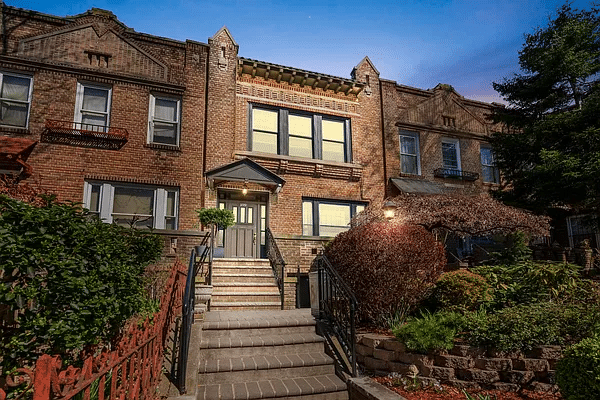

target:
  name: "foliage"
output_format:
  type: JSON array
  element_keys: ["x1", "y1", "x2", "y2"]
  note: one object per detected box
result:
[
  {"x1": 491, "y1": 4, "x2": 600, "y2": 215},
  {"x1": 393, "y1": 311, "x2": 465, "y2": 354},
  {"x1": 489, "y1": 231, "x2": 532, "y2": 265},
  {"x1": 353, "y1": 194, "x2": 550, "y2": 237},
  {"x1": 196, "y1": 207, "x2": 235, "y2": 229},
  {"x1": 556, "y1": 334, "x2": 600, "y2": 400},
  {"x1": 462, "y1": 391, "x2": 493, "y2": 400},
  {"x1": 0, "y1": 175, "x2": 48, "y2": 207},
  {"x1": 429, "y1": 270, "x2": 492, "y2": 312},
  {"x1": 464, "y1": 302, "x2": 600, "y2": 351},
  {"x1": 0, "y1": 195, "x2": 163, "y2": 370},
  {"x1": 472, "y1": 261, "x2": 582, "y2": 307},
  {"x1": 324, "y1": 222, "x2": 446, "y2": 327}
]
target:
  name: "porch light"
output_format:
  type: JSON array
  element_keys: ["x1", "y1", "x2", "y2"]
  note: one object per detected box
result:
[
  {"x1": 242, "y1": 179, "x2": 249, "y2": 195},
  {"x1": 383, "y1": 200, "x2": 396, "y2": 220}
]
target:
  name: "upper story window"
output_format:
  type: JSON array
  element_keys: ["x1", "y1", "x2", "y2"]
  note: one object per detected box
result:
[
  {"x1": 84, "y1": 181, "x2": 178, "y2": 230},
  {"x1": 480, "y1": 146, "x2": 500, "y2": 184},
  {"x1": 302, "y1": 198, "x2": 366, "y2": 237},
  {"x1": 249, "y1": 105, "x2": 351, "y2": 163},
  {"x1": 148, "y1": 94, "x2": 181, "y2": 146},
  {"x1": 399, "y1": 130, "x2": 421, "y2": 175},
  {"x1": 0, "y1": 72, "x2": 33, "y2": 128},
  {"x1": 74, "y1": 82, "x2": 111, "y2": 132},
  {"x1": 441, "y1": 138, "x2": 461, "y2": 170}
]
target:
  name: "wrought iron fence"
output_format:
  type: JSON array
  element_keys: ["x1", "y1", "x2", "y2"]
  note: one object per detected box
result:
[
  {"x1": 41, "y1": 119, "x2": 129, "y2": 150},
  {"x1": 0, "y1": 258, "x2": 188, "y2": 400},
  {"x1": 265, "y1": 227, "x2": 285, "y2": 309},
  {"x1": 313, "y1": 254, "x2": 358, "y2": 377},
  {"x1": 433, "y1": 168, "x2": 479, "y2": 181}
]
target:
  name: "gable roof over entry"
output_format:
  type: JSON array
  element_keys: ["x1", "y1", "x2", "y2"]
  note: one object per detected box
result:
[
  {"x1": 390, "y1": 177, "x2": 449, "y2": 195},
  {"x1": 205, "y1": 158, "x2": 285, "y2": 193}
]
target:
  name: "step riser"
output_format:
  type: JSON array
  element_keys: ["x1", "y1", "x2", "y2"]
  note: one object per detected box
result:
[
  {"x1": 209, "y1": 305, "x2": 282, "y2": 311},
  {"x1": 203, "y1": 325, "x2": 317, "y2": 338},
  {"x1": 197, "y1": 379, "x2": 348, "y2": 400},
  {"x1": 213, "y1": 268, "x2": 274, "y2": 275},
  {"x1": 212, "y1": 295, "x2": 281, "y2": 303},
  {"x1": 201, "y1": 342, "x2": 325, "y2": 359},
  {"x1": 198, "y1": 364, "x2": 336, "y2": 385},
  {"x1": 213, "y1": 275, "x2": 277, "y2": 283},
  {"x1": 212, "y1": 286, "x2": 280, "y2": 293}
]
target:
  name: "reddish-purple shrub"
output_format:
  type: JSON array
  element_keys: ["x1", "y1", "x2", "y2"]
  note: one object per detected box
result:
[{"x1": 324, "y1": 222, "x2": 446, "y2": 327}]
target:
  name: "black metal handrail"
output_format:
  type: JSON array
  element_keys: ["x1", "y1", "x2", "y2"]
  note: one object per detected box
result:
[
  {"x1": 313, "y1": 254, "x2": 358, "y2": 377},
  {"x1": 433, "y1": 167, "x2": 479, "y2": 181},
  {"x1": 265, "y1": 227, "x2": 285, "y2": 310},
  {"x1": 173, "y1": 231, "x2": 211, "y2": 394}
]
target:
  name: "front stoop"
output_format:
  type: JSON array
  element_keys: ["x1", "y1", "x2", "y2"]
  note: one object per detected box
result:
[{"x1": 197, "y1": 309, "x2": 348, "y2": 400}]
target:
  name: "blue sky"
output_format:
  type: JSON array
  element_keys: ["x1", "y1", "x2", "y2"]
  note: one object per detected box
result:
[{"x1": 8, "y1": 0, "x2": 594, "y2": 103}]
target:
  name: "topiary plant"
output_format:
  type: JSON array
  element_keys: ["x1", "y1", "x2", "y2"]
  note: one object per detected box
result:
[
  {"x1": 556, "y1": 334, "x2": 600, "y2": 400},
  {"x1": 324, "y1": 222, "x2": 446, "y2": 327},
  {"x1": 430, "y1": 269, "x2": 492, "y2": 312},
  {"x1": 196, "y1": 207, "x2": 235, "y2": 229}
]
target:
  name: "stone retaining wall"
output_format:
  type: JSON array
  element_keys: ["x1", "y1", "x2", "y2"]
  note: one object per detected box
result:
[{"x1": 356, "y1": 334, "x2": 561, "y2": 393}]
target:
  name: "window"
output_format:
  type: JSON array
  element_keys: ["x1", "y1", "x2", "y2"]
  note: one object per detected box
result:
[
  {"x1": 567, "y1": 215, "x2": 599, "y2": 248},
  {"x1": 249, "y1": 105, "x2": 351, "y2": 162},
  {"x1": 0, "y1": 72, "x2": 33, "y2": 128},
  {"x1": 302, "y1": 198, "x2": 366, "y2": 237},
  {"x1": 399, "y1": 130, "x2": 421, "y2": 175},
  {"x1": 441, "y1": 138, "x2": 461, "y2": 170},
  {"x1": 148, "y1": 94, "x2": 181, "y2": 146},
  {"x1": 74, "y1": 82, "x2": 111, "y2": 132},
  {"x1": 84, "y1": 182, "x2": 178, "y2": 229},
  {"x1": 480, "y1": 146, "x2": 500, "y2": 184}
]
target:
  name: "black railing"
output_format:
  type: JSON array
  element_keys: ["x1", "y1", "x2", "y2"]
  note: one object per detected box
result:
[
  {"x1": 265, "y1": 227, "x2": 285, "y2": 310},
  {"x1": 313, "y1": 254, "x2": 358, "y2": 377},
  {"x1": 173, "y1": 231, "x2": 211, "y2": 394},
  {"x1": 434, "y1": 168, "x2": 479, "y2": 181}
]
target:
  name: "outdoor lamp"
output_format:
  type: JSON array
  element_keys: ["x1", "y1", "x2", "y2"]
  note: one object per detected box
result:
[{"x1": 383, "y1": 200, "x2": 396, "y2": 220}]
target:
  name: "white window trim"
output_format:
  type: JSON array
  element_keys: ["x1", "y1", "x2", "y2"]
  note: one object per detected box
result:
[
  {"x1": 147, "y1": 93, "x2": 181, "y2": 146},
  {"x1": 74, "y1": 82, "x2": 112, "y2": 128},
  {"x1": 567, "y1": 215, "x2": 600, "y2": 247},
  {"x1": 480, "y1": 145, "x2": 500, "y2": 184},
  {"x1": 0, "y1": 71, "x2": 34, "y2": 129},
  {"x1": 399, "y1": 130, "x2": 421, "y2": 175},
  {"x1": 441, "y1": 137, "x2": 461, "y2": 171},
  {"x1": 83, "y1": 181, "x2": 178, "y2": 230}
]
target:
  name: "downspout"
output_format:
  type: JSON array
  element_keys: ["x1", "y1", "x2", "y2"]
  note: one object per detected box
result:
[
  {"x1": 201, "y1": 46, "x2": 210, "y2": 207},
  {"x1": 378, "y1": 78, "x2": 388, "y2": 196}
]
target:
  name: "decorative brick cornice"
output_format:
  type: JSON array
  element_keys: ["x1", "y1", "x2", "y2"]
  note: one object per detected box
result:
[{"x1": 84, "y1": 174, "x2": 179, "y2": 188}]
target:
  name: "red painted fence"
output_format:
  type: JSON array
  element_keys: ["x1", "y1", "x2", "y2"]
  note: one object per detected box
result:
[{"x1": 1, "y1": 258, "x2": 188, "y2": 400}]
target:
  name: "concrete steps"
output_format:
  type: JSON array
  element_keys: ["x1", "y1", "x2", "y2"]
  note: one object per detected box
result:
[
  {"x1": 211, "y1": 258, "x2": 282, "y2": 311},
  {"x1": 197, "y1": 309, "x2": 348, "y2": 400}
]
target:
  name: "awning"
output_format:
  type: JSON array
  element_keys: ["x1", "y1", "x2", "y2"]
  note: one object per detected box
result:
[
  {"x1": 0, "y1": 137, "x2": 37, "y2": 178},
  {"x1": 390, "y1": 177, "x2": 449, "y2": 195},
  {"x1": 205, "y1": 158, "x2": 285, "y2": 193}
]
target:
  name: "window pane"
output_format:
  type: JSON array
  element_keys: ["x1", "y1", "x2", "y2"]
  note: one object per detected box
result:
[
  {"x1": 322, "y1": 120, "x2": 344, "y2": 141},
  {"x1": 82, "y1": 87, "x2": 108, "y2": 112},
  {"x1": 442, "y1": 142, "x2": 458, "y2": 169},
  {"x1": 402, "y1": 155, "x2": 418, "y2": 174},
  {"x1": 482, "y1": 166, "x2": 499, "y2": 184},
  {"x1": 253, "y1": 108, "x2": 278, "y2": 132},
  {"x1": 302, "y1": 201, "x2": 313, "y2": 236},
  {"x1": 319, "y1": 203, "x2": 350, "y2": 236},
  {"x1": 89, "y1": 185, "x2": 101, "y2": 214},
  {"x1": 252, "y1": 131, "x2": 277, "y2": 153},
  {"x1": 289, "y1": 136, "x2": 312, "y2": 158},
  {"x1": 400, "y1": 135, "x2": 416, "y2": 155},
  {"x1": 289, "y1": 114, "x2": 312, "y2": 138},
  {"x1": 113, "y1": 187, "x2": 154, "y2": 215},
  {"x1": 322, "y1": 141, "x2": 345, "y2": 162},
  {"x1": 1, "y1": 101, "x2": 28, "y2": 127},
  {"x1": 355, "y1": 205, "x2": 365, "y2": 214},
  {"x1": 81, "y1": 113, "x2": 107, "y2": 128},
  {"x1": 154, "y1": 98, "x2": 177, "y2": 122},
  {"x1": 480, "y1": 148, "x2": 494, "y2": 165},
  {"x1": 153, "y1": 121, "x2": 177, "y2": 145},
  {"x1": 165, "y1": 217, "x2": 176, "y2": 230},
  {"x1": 166, "y1": 191, "x2": 176, "y2": 216},
  {"x1": 2, "y1": 75, "x2": 30, "y2": 101}
]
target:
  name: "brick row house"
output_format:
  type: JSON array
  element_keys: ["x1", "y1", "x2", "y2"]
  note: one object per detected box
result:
[{"x1": 0, "y1": 5, "x2": 528, "y2": 305}]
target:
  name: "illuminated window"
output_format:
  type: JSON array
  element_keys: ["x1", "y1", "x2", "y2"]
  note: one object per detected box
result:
[{"x1": 302, "y1": 198, "x2": 366, "y2": 237}]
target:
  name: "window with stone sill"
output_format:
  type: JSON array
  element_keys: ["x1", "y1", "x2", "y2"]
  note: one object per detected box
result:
[
  {"x1": 249, "y1": 104, "x2": 351, "y2": 163},
  {"x1": 148, "y1": 94, "x2": 181, "y2": 146},
  {"x1": 399, "y1": 130, "x2": 421, "y2": 175},
  {"x1": 74, "y1": 82, "x2": 112, "y2": 132},
  {"x1": 441, "y1": 138, "x2": 461, "y2": 170},
  {"x1": 0, "y1": 72, "x2": 33, "y2": 129},
  {"x1": 302, "y1": 198, "x2": 366, "y2": 237},
  {"x1": 480, "y1": 146, "x2": 500, "y2": 184},
  {"x1": 84, "y1": 181, "x2": 178, "y2": 230}
]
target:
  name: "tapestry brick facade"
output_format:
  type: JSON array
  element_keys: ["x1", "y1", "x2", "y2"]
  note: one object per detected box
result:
[{"x1": 0, "y1": 4, "x2": 506, "y2": 282}]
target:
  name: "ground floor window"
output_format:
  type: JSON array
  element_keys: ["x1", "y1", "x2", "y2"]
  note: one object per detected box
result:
[
  {"x1": 84, "y1": 181, "x2": 178, "y2": 229},
  {"x1": 302, "y1": 198, "x2": 366, "y2": 237},
  {"x1": 567, "y1": 215, "x2": 599, "y2": 248}
]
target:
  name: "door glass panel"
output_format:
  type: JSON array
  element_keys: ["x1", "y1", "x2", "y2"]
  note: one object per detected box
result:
[
  {"x1": 260, "y1": 204, "x2": 266, "y2": 245},
  {"x1": 240, "y1": 206, "x2": 246, "y2": 223},
  {"x1": 247, "y1": 207, "x2": 253, "y2": 224},
  {"x1": 232, "y1": 206, "x2": 238, "y2": 223}
]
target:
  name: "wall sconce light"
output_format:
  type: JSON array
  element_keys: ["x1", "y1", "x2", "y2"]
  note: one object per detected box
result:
[
  {"x1": 383, "y1": 200, "x2": 396, "y2": 220},
  {"x1": 242, "y1": 179, "x2": 248, "y2": 195}
]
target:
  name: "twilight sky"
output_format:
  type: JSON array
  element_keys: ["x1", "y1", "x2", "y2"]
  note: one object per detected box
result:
[{"x1": 8, "y1": 0, "x2": 594, "y2": 103}]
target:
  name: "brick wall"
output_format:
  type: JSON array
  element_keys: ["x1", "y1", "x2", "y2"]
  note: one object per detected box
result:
[{"x1": 357, "y1": 334, "x2": 561, "y2": 393}]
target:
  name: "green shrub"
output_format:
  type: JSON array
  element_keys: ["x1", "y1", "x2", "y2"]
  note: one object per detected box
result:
[
  {"x1": 0, "y1": 195, "x2": 163, "y2": 369},
  {"x1": 324, "y1": 222, "x2": 446, "y2": 327},
  {"x1": 489, "y1": 231, "x2": 532, "y2": 265},
  {"x1": 556, "y1": 334, "x2": 600, "y2": 400},
  {"x1": 465, "y1": 302, "x2": 600, "y2": 351},
  {"x1": 429, "y1": 270, "x2": 492, "y2": 312},
  {"x1": 196, "y1": 207, "x2": 235, "y2": 229},
  {"x1": 393, "y1": 311, "x2": 465, "y2": 354}
]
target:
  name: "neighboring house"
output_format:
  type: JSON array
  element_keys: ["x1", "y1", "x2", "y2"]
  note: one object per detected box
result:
[{"x1": 0, "y1": 4, "x2": 508, "y2": 300}]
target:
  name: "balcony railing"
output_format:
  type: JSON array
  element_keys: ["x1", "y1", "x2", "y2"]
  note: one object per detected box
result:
[
  {"x1": 434, "y1": 168, "x2": 479, "y2": 181},
  {"x1": 41, "y1": 119, "x2": 129, "y2": 150}
]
